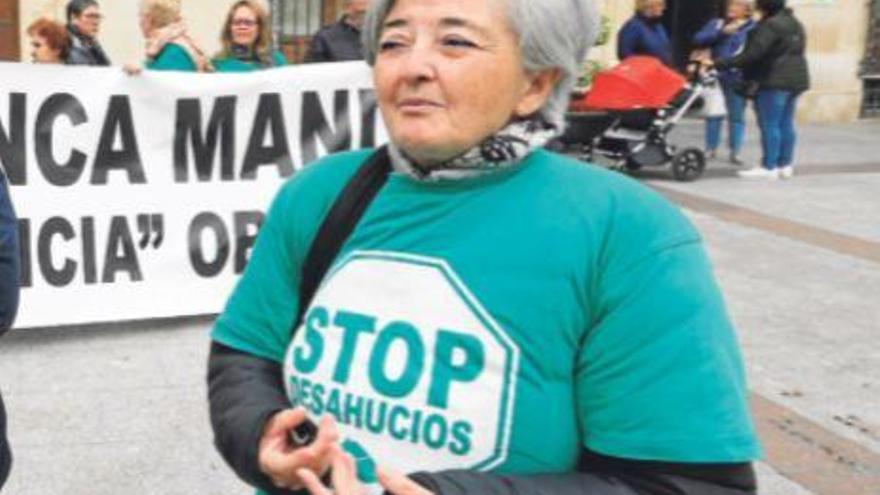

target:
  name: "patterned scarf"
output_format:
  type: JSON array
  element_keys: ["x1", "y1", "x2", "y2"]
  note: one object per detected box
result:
[
  {"x1": 230, "y1": 44, "x2": 277, "y2": 68},
  {"x1": 388, "y1": 118, "x2": 560, "y2": 182}
]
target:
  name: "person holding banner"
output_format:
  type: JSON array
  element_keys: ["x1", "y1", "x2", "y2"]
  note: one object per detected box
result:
[
  {"x1": 65, "y1": 0, "x2": 111, "y2": 66},
  {"x1": 213, "y1": 0, "x2": 287, "y2": 73},
  {"x1": 208, "y1": 0, "x2": 761, "y2": 494},
  {"x1": 129, "y1": 0, "x2": 211, "y2": 72},
  {"x1": 0, "y1": 164, "x2": 21, "y2": 489},
  {"x1": 26, "y1": 19, "x2": 71, "y2": 64}
]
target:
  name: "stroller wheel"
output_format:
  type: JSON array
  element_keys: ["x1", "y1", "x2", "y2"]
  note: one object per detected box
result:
[
  {"x1": 672, "y1": 148, "x2": 706, "y2": 182},
  {"x1": 624, "y1": 157, "x2": 643, "y2": 171}
]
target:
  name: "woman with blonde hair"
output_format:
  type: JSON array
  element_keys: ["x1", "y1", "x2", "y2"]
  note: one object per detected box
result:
[
  {"x1": 131, "y1": 0, "x2": 210, "y2": 72},
  {"x1": 213, "y1": 0, "x2": 286, "y2": 72}
]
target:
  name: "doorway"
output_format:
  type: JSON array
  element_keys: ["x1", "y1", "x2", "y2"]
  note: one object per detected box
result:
[
  {"x1": 663, "y1": 0, "x2": 724, "y2": 70},
  {"x1": 274, "y1": 0, "x2": 340, "y2": 63},
  {"x1": 0, "y1": 0, "x2": 20, "y2": 61},
  {"x1": 862, "y1": 0, "x2": 880, "y2": 117}
]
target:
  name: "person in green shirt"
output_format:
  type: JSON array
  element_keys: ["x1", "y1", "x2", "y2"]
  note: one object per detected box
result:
[
  {"x1": 125, "y1": 0, "x2": 210, "y2": 73},
  {"x1": 213, "y1": 0, "x2": 286, "y2": 73},
  {"x1": 208, "y1": 0, "x2": 762, "y2": 494}
]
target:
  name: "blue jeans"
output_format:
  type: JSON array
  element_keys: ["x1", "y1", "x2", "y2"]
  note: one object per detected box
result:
[
  {"x1": 754, "y1": 89, "x2": 800, "y2": 170},
  {"x1": 705, "y1": 80, "x2": 748, "y2": 155}
]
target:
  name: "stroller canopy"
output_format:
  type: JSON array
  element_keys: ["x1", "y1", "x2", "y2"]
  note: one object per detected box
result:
[{"x1": 579, "y1": 56, "x2": 687, "y2": 111}]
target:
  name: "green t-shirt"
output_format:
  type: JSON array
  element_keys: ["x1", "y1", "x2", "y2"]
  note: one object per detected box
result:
[
  {"x1": 212, "y1": 149, "x2": 760, "y2": 488},
  {"x1": 212, "y1": 50, "x2": 287, "y2": 73},
  {"x1": 146, "y1": 43, "x2": 196, "y2": 72}
]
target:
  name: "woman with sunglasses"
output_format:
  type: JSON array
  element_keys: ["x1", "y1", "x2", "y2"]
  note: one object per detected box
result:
[{"x1": 214, "y1": 0, "x2": 286, "y2": 73}]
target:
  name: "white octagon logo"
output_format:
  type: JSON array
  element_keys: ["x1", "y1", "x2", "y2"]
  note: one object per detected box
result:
[{"x1": 284, "y1": 250, "x2": 520, "y2": 476}]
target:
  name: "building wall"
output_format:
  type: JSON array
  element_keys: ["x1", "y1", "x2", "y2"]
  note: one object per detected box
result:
[{"x1": 595, "y1": 0, "x2": 872, "y2": 122}]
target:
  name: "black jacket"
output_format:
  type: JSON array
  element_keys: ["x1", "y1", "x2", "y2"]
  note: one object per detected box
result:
[
  {"x1": 208, "y1": 343, "x2": 757, "y2": 495},
  {"x1": 66, "y1": 25, "x2": 111, "y2": 66},
  {"x1": 716, "y1": 8, "x2": 810, "y2": 93},
  {"x1": 304, "y1": 18, "x2": 364, "y2": 63},
  {"x1": 0, "y1": 166, "x2": 20, "y2": 489}
]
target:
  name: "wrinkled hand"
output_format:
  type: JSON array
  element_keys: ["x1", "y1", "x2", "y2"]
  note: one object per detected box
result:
[
  {"x1": 298, "y1": 447, "x2": 432, "y2": 495},
  {"x1": 376, "y1": 466, "x2": 433, "y2": 495},
  {"x1": 258, "y1": 408, "x2": 339, "y2": 491},
  {"x1": 122, "y1": 63, "x2": 143, "y2": 75},
  {"x1": 723, "y1": 19, "x2": 746, "y2": 35}
]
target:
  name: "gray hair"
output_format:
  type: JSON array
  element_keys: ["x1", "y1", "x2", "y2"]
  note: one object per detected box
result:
[{"x1": 362, "y1": 0, "x2": 600, "y2": 129}]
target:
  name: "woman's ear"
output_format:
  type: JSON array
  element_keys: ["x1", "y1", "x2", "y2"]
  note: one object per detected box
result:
[{"x1": 514, "y1": 68, "x2": 562, "y2": 118}]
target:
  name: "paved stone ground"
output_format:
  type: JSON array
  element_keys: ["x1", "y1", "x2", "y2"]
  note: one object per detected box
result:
[{"x1": 1, "y1": 119, "x2": 878, "y2": 494}]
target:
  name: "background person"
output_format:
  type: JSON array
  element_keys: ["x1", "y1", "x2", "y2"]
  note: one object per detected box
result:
[
  {"x1": 693, "y1": 0, "x2": 756, "y2": 165},
  {"x1": 26, "y1": 18, "x2": 71, "y2": 64},
  {"x1": 714, "y1": 0, "x2": 810, "y2": 180},
  {"x1": 0, "y1": 164, "x2": 21, "y2": 490},
  {"x1": 208, "y1": 0, "x2": 761, "y2": 494},
  {"x1": 303, "y1": 0, "x2": 368, "y2": 63},
  {"x1": 130, "y1": 0, "x2": 211, "y2": 72},
  {"x1": 213, "y1": 0, "x2": 286, "y2": 72},
  {"x1": 65, "y1": 0, "x2": 111, "y2": 66},
  {"x1": 617, "y1": 0, "x2": 672, "y2": 66}
]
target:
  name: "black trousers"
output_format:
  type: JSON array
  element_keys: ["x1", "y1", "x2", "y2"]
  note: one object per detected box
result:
[{"x1": 0, "y1": 391, "x2": 10, "y2": 489}]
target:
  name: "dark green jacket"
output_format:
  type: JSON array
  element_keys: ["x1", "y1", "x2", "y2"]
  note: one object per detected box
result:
[
  {"x1": 213, "y1": 50, "x2": 287, "y2": 73},
  {"x1": 716, "y1": 8, "x2": 810, "y2": 93}
]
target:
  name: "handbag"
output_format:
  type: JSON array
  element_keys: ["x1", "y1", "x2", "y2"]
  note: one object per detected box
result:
[
  {"x1": 701, "y1": 81, "x2": 728, "y2": 118},
  {"x1": 733, "y1": 79, "x2": 760, "y2": 99}
]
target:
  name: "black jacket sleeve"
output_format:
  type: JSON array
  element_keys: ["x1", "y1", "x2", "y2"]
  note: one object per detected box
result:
[
  {"x1": 0, "y1": 169, "x2": 17, "y2": 491},
  {"x1": 209, "y1": 345, "x2": 757, "y2": 495},
  {"x1": 0, "y1": 170, "x2": 19, "y2": 336},
  {"x1": 407, "y1": 451, "x2": 756, "y2": 495},
  {"x1": 207, "y1": 342, "x2": 308, "y2": 495}
]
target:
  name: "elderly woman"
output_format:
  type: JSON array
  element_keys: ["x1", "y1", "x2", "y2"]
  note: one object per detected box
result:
[
  {"x1": 213, "y1": 0, "x2": 286, "y2": 72},
  {"x1": 714, "y1": 0, "x2": 809, "y2": 180},
  {"x1": 617, "y1": 0, "x2": 672, "y2": 65},
  {"x1": 26, "y1": 18, "x2": 71, "y2": 64},
  {"x1": 208, "y1": 1, "x2": 760, "y2": 495},
  {"x1": 693, "y1": 0, "x2": 756, "y2": 164},
  {"x1": 130, "y1": 0, "x2": 210, "y2": 72}
]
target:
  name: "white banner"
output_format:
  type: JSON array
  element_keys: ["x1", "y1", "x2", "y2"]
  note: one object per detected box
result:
[{"x1": 0, "y1": 61, "x2": 385, "y2": 328}]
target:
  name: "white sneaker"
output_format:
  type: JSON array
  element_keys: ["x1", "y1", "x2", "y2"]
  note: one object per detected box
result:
[
  {"x1": 737, "y1": 167, "x2": 779, "y2": 180},
  {"x1": 778, "y1": 166, "x2": 794, "y2": 180}
]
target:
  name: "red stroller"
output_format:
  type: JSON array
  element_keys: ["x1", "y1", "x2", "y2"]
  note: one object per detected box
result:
[{"x1": 551, "y1": 56, "x2": 710, "y2": 182}]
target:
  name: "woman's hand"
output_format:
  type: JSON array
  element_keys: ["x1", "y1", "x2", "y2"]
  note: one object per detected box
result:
[
  {"x1": 122, "y1": 63, "x2": 143, "y2": 75},
  {"x1": 298, "y1": 447, "x2": 432, "y2": 495},
  {"x1": 258, "y1": 408, "x2": 339, "y2": 491},
  {"x1": 722, "y1": 19, "x2": 747, "y2": 35},
  {"x1": 376, "y1": 467, "x2": 433, "y2": 495}
]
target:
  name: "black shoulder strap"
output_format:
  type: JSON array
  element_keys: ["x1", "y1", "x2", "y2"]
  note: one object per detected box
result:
[
  {"x1": 286, "y1": 147, "x2": 391, "y2": 446},
  {"x1": 293, "y1": 146, "x2": 391, "y2": 332}
]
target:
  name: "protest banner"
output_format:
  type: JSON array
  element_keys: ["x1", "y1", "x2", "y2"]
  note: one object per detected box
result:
[{"x1": 0, "y1": 61, "x2": 384, "y2": 328}]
